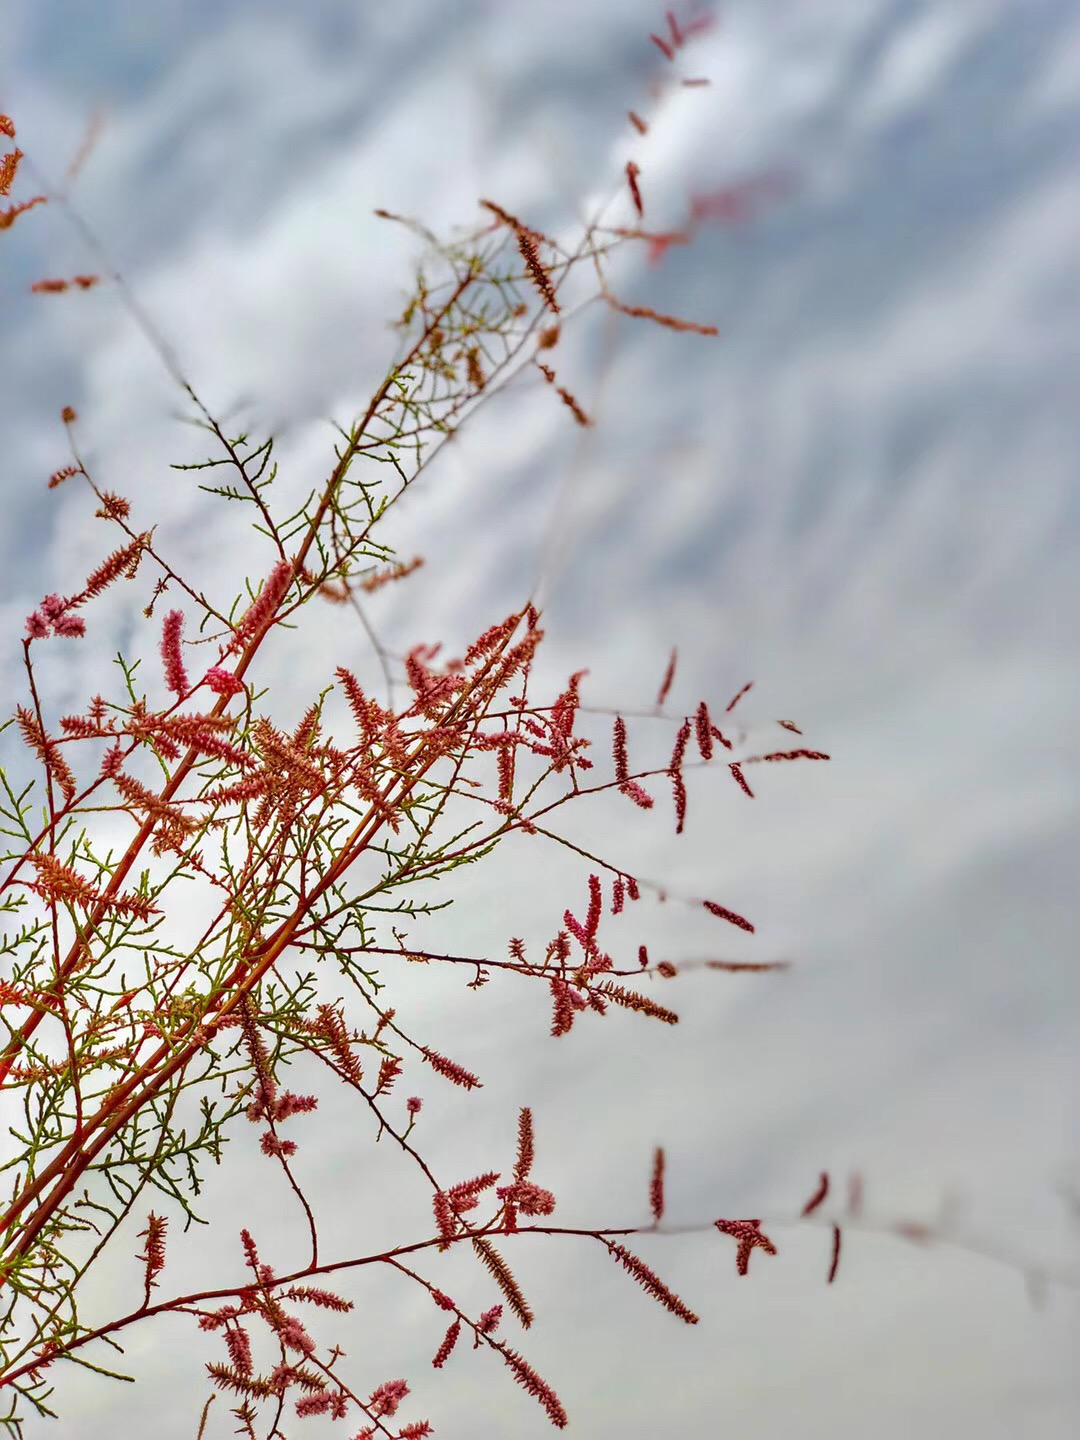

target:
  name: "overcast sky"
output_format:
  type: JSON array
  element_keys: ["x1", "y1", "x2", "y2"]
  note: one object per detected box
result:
[{"x1": 2, "y1": 2, "x2": 1079, "y2": 1438}]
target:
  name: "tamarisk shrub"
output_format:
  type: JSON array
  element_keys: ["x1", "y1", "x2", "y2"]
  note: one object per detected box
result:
[{"x1": 0, "y1": 24, "x2": 845, "y2": 1438}]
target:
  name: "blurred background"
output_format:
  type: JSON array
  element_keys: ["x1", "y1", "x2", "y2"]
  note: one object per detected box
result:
[{"x1": 2, "y1": 2, "x2": 1078, "y2": 1436}]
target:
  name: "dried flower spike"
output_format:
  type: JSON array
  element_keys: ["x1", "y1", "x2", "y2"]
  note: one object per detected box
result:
[
  {"x1": 650, "y1": 1147, "x2": 665, "y2": 1222},
  {"x1": 827, "y1": 1224, "x2": 842, "y2": 1284},
  {"x1": 801, "y1": 1171, "x2": 830, "y2": 1218},
  {"x1": 136, "y1": 1212, "x2": 168, "y2": 1302}
]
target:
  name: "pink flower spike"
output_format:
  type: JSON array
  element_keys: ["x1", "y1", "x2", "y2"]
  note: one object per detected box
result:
[
  {"x1": 204, "y1": 665, "x2": 245, "y2": 697},
  {"x1": 726, "y1": 680, "x2": 753, "y2": 713},
  {"x1": 161, "y1": 609, "x2": 188, "y2": 695},
  {"x1": 368, "y1": 1379, "x2": 409, "y2": 1419},
  {"x1": 612, "y1": 716, "x2": 629, "y2": 784},
  {"x1": 278, "y1": 1316, "x2": 315, "y2": 1354},
  {"x1": 225, "y1": 1325, "x2": 253, "y2": 1376},
  {"x1": 232, "y1": 558, "x2": 294, "y2": 649},
  {"x1": 422, "y1": 1047, "x2": 481, "y2": 1089},
  {"x1": 563, "y1": 909, "x2": 590, "y2": 950},
  {"x1": 620, "y1": 780, "x2": 654, "y2": 809},
  {"x1": 695, "y1": 702, "x2": 713, "y2": 760},
  {"x1": 295, "y1": 1394, "x2": 332, "y2": 1418},
  {"x1": 585, "y1": 873, "x2": 602, "y2": 939},
  {"x1": 273, "y1": 1091, "x2": 318, "y2": 1122},
  {"x1": 25, "y1": 611, "x2": 50, "y2": 639},
  {"x1": 406, "y1": 1096, "x2": 422, "y2": 1115},
  {"x1": 40, "y1": 594, "x2": 67, "y2": 619},
  {"x1": 669, "y1": 717, "x2": 691, "y2": 772},
  {"x1": 99, "y1": 742, "x2": 124, "y2": 778},
  {"x1": 432, "y1": 1319, "x2": 461, "y2": 1368},
  {"x1": 611, "y1": 876, "x2": 625, "y2": 915},
  {"x1": 52, "y1": 612, "x2": 86, "y2": 637}
]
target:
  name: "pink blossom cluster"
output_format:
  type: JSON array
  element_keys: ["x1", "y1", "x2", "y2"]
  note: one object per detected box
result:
[{"x1": 25, "y1": 593, "x2": 85, "y2": 640}]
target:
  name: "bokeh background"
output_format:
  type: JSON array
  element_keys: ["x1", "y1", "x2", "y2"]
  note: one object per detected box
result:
[{"x1": 2, "y1": 2, "x2": 1078, "y2": 1437}]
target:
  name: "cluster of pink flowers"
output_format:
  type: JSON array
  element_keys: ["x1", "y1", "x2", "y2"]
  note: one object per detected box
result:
[
  {"x1": 25, "y1": 593, "x2": 85, "y2": 639},
  {"x1": 203, "y1": 664, "x2": 245, "y2": 696}
]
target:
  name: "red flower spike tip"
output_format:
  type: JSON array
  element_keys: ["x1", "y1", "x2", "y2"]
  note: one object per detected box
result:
[
  {"x1": 368, "y1": 1379, "x2": 409, "y2": 1419},
  {"x1": 650, "y1": 1147, "x2": 665, "y2": 1222},
  {"x1": 670, "y1": 769, "x2": 687, "y2": 833},
  {"x1": 827, "y1": 1224, "x2": 842, "y2": 1284},
  {"x1": 626, "y1": 160, "x2": 644, "y2": 218},
  {"x1": 801, "y1": 1171, "x2": 829, "y2": 1217},
  {"x1": 729, "y1": 762, "x2": 754, "y2": 797},
  {"x1": 726, "y1": 680, "x2": 753, "y2": 713},
  {"x1": 709, "y1": 723, "x2": 732, "y2": 750},
  {"x1": 694, "y1": 702, "x2": 713, "y2": 760}
]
